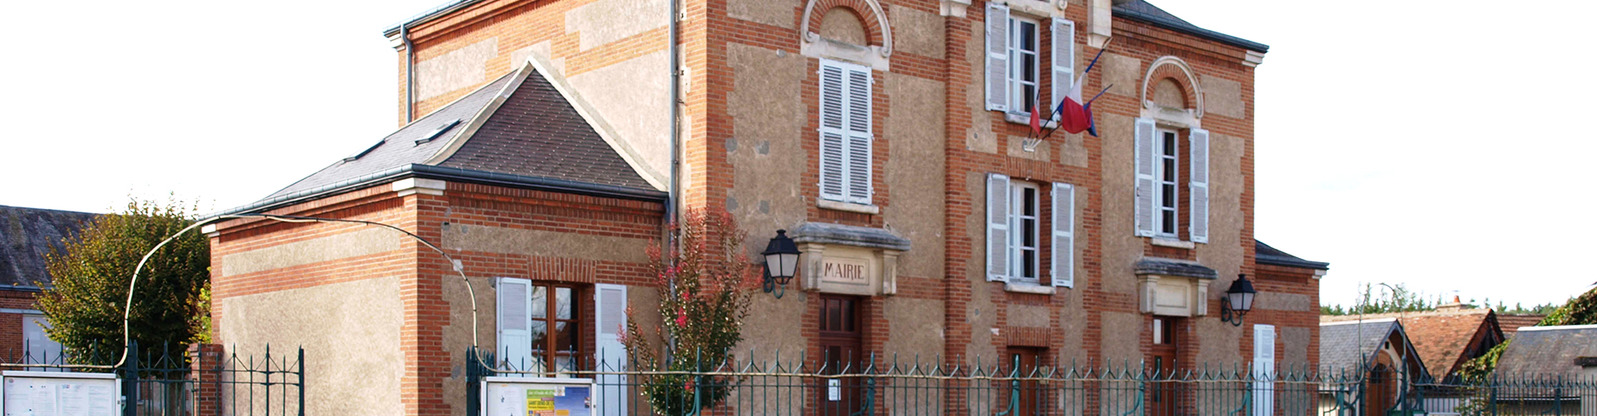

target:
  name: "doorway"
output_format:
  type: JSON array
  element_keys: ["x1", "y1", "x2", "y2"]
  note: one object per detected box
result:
[
  {"x1": 1007, "y1": 347, "x2": 1047, "y2": 416},
  {"x1": 1148, "y1": 317, "x2": 1180, "y2": 416},
  {"x1": 818, "y1": 295, "x2": 864, "y2": 415}
]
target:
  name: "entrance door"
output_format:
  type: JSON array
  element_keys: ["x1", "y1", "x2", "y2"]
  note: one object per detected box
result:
[
  {"x1": 1148, "y1": 317, "x2": 1179, "y2": 416},
  {"x1": 818, "y1": 295, "x2": 863, "y2": 416},
  {"x1": 1007, "y1": 347, "x2": 1046, "y2": 416}
]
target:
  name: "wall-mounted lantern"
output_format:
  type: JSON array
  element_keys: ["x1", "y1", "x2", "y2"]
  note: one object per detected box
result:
[
  {"x1": 1220, "y1": 274, "x2": 1256, "y2": 326},
  {"x1": 762, "y1": 229, "x2": 801, "y2": 298}
]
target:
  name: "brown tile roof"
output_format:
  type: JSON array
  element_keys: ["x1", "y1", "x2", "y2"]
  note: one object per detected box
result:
[
  {"x1": 1322, "y1": 308, "x2": 1507, "y2": 379},
  {"x1": 1497, "y1": 313, "x2": 1546, "y2": 337}
]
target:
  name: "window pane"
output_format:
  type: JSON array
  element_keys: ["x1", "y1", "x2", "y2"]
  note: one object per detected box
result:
[
  {"x1": 1020, "y1": 21, "x2": 1036, "y2": 52},
  {"x1": 553, "y1": 354, "x2": 577, "y2": 375},
  {"x1": 1161, "y1": 185, "x2": 1176, "y2": 208},
  {"x1": 555, "y1": 321, "x2": 576, "y2": 352},
  {"x1": 530, "y1": 321, "x2": 548, "y2": 352},
  {"x1": 1023, "y1": 188, "x2": 1036, "y2": 216},
  {"x1": 1021, "y1": 54, "x2": 1036, "y2": 83},
  {"x1": 1023, "y1": 85, "x2": 1036, "y2": 112},
  {"x1": 1162, "y1": 158, "x2": 1176, "y2": 181},
  {"x1": 530, "y1": 286, "x2": 547, "y2": 319},
  {"x1": 555, "y1": 287, "x2": 572, "y2": 319},
  {"x1": 1162, "y1": 211, "x2": 1175, "y2": 233},
  {"x1": 1162, "y1": 134, "x2": 1176, "y2": 157},
  {"x1": 1022, "y1": 219, "x2": 1036, "y2": 246},
  {"x1": 1022, "y1": 250, "x2": 1035, "y2": 278}
]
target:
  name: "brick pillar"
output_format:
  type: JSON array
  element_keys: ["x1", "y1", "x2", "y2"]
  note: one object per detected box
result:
[{"x1": 188, "y1": 343, "x2": 224, "y2": 416}]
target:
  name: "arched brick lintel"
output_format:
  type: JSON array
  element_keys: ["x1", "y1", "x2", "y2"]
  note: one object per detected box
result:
[
  {"x1": 801, "y1": 0, "x2": 894, "y2": 58},
  {"x1": 1140, "y1": 56, "x2": 1205, "y2": 119}
]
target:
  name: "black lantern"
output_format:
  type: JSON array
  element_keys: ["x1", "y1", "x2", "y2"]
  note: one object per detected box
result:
[
  {"x1": 762, "y1": 230, "x2": 801, "y2": 298},
  {"x1": 1220, "y1": 273, "x2": 1256, "y2": 326}
]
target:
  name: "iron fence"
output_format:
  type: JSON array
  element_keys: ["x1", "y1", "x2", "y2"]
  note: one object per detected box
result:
[{"x1": 0, "y1": 340, "x2": 303, "y2": 416}]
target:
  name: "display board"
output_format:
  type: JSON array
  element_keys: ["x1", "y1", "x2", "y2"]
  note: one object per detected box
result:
[
  {"x1": 1, "y1": 371, "x2": 119, "y2": 416},
  {"x1": 482, "y1": 376, "x2": 595, "y2": 416}
]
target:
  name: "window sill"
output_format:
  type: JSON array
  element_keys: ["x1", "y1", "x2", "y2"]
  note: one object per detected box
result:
[
  {"x1": 1003, "y1": 281, "x2": 1055, "y2": 295},
  {"x1": 1002, "y1": 112, "x2": 1059, "y2": 128},
  {"x1": 1151, "y1": 238, "x2": 1195, "y2": 249},
  {"x1": 818, "y1": 199, "x2": 880, "y2": 214}
]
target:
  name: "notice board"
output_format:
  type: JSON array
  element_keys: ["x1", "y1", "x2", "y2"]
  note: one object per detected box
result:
[
  {"x1": 482, "y1": 376, "x2": 594, "y2": 416},
  {"x1": 1, "y1": 371, "x2": 119, "y2": 416}
]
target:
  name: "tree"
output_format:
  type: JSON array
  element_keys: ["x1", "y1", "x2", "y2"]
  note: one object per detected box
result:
[
  {"x1": 620, "y1": 209, "x2": 757, "y2": 416},
  {"x1": 37, "y1": 198, "x2": 211, "y2": 364}
]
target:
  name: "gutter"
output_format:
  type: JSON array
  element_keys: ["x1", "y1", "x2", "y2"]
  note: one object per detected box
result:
[
  {"x1": 213, "y1": 164, "x2": 666, "y2": 218},
  {"x1": 668, "y1": 0, "x2": 680, "y2": 230}
]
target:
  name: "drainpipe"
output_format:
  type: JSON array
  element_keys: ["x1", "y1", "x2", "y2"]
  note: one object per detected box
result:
[
  {"x1": 401, "y1": 24, "x2": 416, "y2": 123},
  {"x1": 667, "y1": 0, "x2": 680, "y2": 242}
]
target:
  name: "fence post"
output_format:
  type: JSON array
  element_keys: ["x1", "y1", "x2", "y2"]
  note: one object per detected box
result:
[
  {"x1": 122, "y1": 340, "x2": 139, "y2": 416},
  {"x1": 298, "y1": 347, "x2": 306, "y2": 416},
  {"x1": 188, "y1": 343, "x2": 223, "y2": 416}
]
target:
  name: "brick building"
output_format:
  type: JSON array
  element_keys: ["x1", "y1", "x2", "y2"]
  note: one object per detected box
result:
[
  {"x1": 0, "y1": 205, "x2": 97, "y2": 360},
  {"x1": 206, "y1": 0, "x2": 1327, "y2": 414}
]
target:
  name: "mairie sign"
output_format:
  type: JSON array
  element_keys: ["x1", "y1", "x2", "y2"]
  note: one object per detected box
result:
[{"x1": 819, "y1": 258, "x2": 869, "y2": 286}]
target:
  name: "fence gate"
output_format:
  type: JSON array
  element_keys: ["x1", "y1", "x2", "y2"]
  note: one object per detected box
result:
[{"x1": 1, "y1": 341, "x2": 303, "y2": 416}]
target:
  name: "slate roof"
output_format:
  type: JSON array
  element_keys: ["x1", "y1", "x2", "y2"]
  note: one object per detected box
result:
[
  {"x1": 0, "y1": 205, "x2": 99, "y2": 288},
  {"x1": 1396, "y1": 309, "x2": 1502, "y2": 379},
  {"x1": 1495, "y1": 325, "x2": 1597, "y2": 376},
  {"x1": 1319, "y1": 319, "x2": 1428, "y2": 379},
  {"x1": 1112, "y1": 0, "x2": 1270, "y2": 53},
  {"x1": 1255, "y1": 240, "x2": 1330, "y2": 270},
  {"x1": 233, "y1": 60, "x2": 662, "y2": 215}
]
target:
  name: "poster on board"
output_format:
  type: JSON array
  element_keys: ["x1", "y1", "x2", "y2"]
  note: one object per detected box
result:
[
  {"x1": 482, "y1": 376, "x2": 594, "y2": 416},
  {"x1": 1, "y1": 371, "x2": 119, "y2": 416}
]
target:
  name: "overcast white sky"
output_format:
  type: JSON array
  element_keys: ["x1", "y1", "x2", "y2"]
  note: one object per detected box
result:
[{"x1": 2, "y1": 1, "x2": 1591, "y2": 309}]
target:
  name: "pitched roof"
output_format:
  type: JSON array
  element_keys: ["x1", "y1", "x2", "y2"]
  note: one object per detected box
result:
[
  {"x1": 1495, "y1": 325, "x2": 1597, "y2": 376},
  {"x1": 0, "y1": 205, "x2": 98, "y2": 288},
  {"x1": 1498, "y1": 313, "x2": 1546, "y2": 338},
  {"x1": 1319, "y1": 319, "x2": 1429, "y2": 379},
  {"x1": 1112, "y1": 0, "x2": 1269, "y2": 53},
  {"x1": 231, "y1": 59, "x2": 663, "y2": 215},
  {"x1": 1395, "y1": 309, "x2": 1503, "y2": 379},
  {"x1": 1255, "y1": 240, "x2": 1329, "y2": 270}
]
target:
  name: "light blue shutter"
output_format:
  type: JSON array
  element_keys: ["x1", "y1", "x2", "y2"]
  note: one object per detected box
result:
[
  {"x1": 595, "y1": 284, "x2": 628, "y2": 416},
  {"x1": 987, "y1": 173, "x2": 1010, "y2": 282},
  {"x1": 845, "y1": 66, "x2": 873, "y2": 204},
  {"x1": 1051, "y1": 182, "x2": 1075, "y2": 287},
  {"x1": 819, "y1": 62, "x2": 846, "y2": 201},
  {"x1": 1134, "y1": 118, "x2": 1157, "y2": 237},
  {"x1": 1189, "y1": 128, "x2": 1210, "y2": 243},
  {"x1": 1051, "y1": 18, "x2": 1075, "y2": 112},
  {"x1": 1253, "y1": 324, "x2": 1277, "y2": 415},
  {"x1": 496, "y1": 277, "x2": 533, "y2": 373},
  {"x1": 985, "y1": 2, "x2": 1010, "y2": 112}
]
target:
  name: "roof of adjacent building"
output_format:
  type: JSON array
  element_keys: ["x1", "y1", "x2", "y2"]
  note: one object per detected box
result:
[
  {"x1": 1319, "y1": 319, "x2": 1428, "y2": 379},
  {"x1": 1498, "y1": 313, "x2": 1546, "y2": 338},
  {"x1": 229, "y1": 60, "x2": 663, "y2": 215},
  {"x1": 1111, "y1": 0, "x2": 1269, "y2": 52},
  {"x1": 1255, "y1": 240, "x2": 1330, "y2": 270},
  {"x1": 1495, "y1": 325, "x2": 1597, "y2": 376},
  {"x1": 1396, "y1": 309, "x2": 1502, "y2": 379},
  {"x1": 0, "y1": 205, "x2": 99, "y2": 288}
]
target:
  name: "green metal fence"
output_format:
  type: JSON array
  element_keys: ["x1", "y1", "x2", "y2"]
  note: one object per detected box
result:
[{"x1": 0, "y1": 341, "x2": 304, "y2": 416}]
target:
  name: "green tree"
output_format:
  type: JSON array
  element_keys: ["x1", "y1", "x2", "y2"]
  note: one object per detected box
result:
[
  {"x1": 37, "y1": 198, "x2": 211, "y2": 364},
  {"x1": 621, "y1": 209, "x2": 757, "y2": 416}
]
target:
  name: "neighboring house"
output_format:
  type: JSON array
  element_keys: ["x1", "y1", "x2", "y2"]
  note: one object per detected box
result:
[
  {"x1": 0, "y1": 205, "x2": 97, "y2": 361},
  {"x1": 1319, "y1": 319, "x2": 1429, "y2": 416},
  {"x1": 1492, "y1": 325, "x2": 1597, "y2": 415},
  {"x1": 1323, "y1": 306, "x2": 1505, "y2": 382},
  {"x1": 206, "y1": 0, "x2": 1326, "y2": 414},
  {"x1": 1497, "y1": 313, "x2": 1545, "y2": 339}
]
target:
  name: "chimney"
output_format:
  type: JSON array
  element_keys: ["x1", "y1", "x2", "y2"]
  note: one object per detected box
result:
[{"x1": 1437, "y1": 295, "x2": 1466, "y2": 312}]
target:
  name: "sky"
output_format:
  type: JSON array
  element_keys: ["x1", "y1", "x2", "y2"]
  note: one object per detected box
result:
[{"x1": 2, "y1": 0, "x2": 1592, "y2": 309}]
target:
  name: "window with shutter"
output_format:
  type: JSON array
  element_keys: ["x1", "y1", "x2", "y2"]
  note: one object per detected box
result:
[
  {"x1": 986, "y1": 173, "x2": 1010, "y2": 282},
  {"x1": 594, "y1": 284, "x2": 628, "y2": 416},
  {"x1": 1051, "y1": 18, "x2": 1075, "y2": 116},
  {"x1": 496, "y1": 277, "x2": 533, "y2": 373},
  {"x1": 1189, "y1": 129, "x2": 1210, "y2": 243},
  {"x1": 985, "y1": 3, "x2": 1010, "y2": 112},
  {"x1": 819, "y1": 59, "x2": 873, "y2": 205},
  {"x1": 1009, "y1": 181, "x2": 1040, "y2": 283},
  {"x1": 1134, "y1": 118, "x2": 1157, "y2": 237},
  {"x1": 496, "y1": 279, "x2": 583, "y2": 375}
]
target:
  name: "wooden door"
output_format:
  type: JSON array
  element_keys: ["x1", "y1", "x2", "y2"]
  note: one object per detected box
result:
[
  {"x1": 1148, "y1": 317, "x2": 1179, "y2": 416},
  {"x1": 1007, "y1": 347, "x2": 1046, "y2": 416},
  {"x1": 818, "y1": 295, "x2": 863, "y2": 416}
]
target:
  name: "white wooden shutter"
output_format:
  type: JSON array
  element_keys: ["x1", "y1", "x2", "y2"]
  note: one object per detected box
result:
[
  {"x1": 985, "y1": 2, "x2": 1010, "y2": 112},
  {"x1": 819, "y1": 62, "x2": 846, "y2": 201},
  {"x1": 986, "y1": 173, "x2": 1010, "y2": 282},
  {"x1": 1253, "y1": 324, "x2": 1277, "y2": 415},
  {"x1": 1134, "y1": 118, "x2": 1157, "y2": 237},
  {"x1": 1050, "y1": 182, "x2": 1075, "y2": 288},
  {"x1": 844, "y1": 65, "x2": 873, "y2": 204},
  {"x1": 1051, "y1": 18, "x2": 1075, "y2": 113},
  {"x1": 496, "y1": 277, "x2": 533, "y2": 373},
  {"x1": 1189, "y1": 128, "x2": 1210, "y2": 243},
  {"x1": 595, "y1": 284, "x2": 628, "y2": 416}
]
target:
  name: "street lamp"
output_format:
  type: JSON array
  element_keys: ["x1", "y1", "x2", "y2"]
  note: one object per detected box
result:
[
  {"x1": 762, "y1": 229, "x2": 801, "y2": 298},
  {"x1": 1220, "y1": 273, "x2": 1256, "y2": 326}
]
